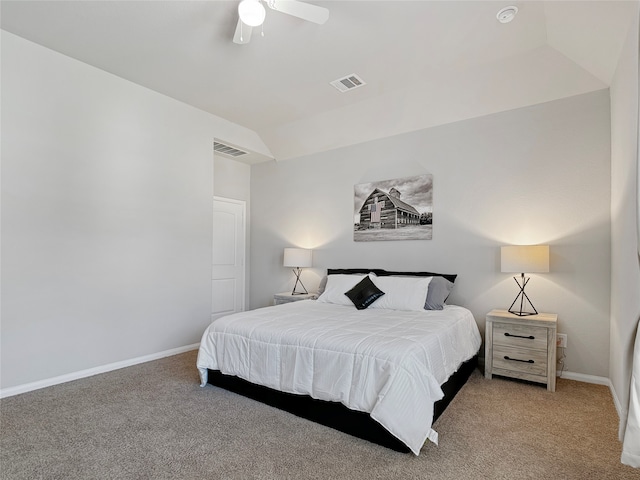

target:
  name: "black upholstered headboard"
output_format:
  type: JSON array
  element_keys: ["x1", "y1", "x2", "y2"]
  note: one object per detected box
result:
[{"x1": 326, "y1": 268, "x2": 457, "y2": 284}]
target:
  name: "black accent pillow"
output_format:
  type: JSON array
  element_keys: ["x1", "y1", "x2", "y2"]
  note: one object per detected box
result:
[{"x1": 344, "y1": 276, "x2": 385, "y2": 310}]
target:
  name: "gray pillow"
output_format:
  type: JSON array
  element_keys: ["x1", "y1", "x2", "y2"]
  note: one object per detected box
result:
[
  {"x1": 424, "y1": 276, "x2": 454, "y2": 310},
  {"x1": 317, "y1": 275, "x2": 328, "y2": 296}
]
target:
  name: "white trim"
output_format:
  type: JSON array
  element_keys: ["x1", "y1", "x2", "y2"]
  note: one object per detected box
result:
[
  {"x1": 213, "y1": 195, "x2": 246, "y2": 206},
  {"x1": 557, "y1": 370, "x2": 610, "y2": 385},
  {"x1": 609, "y1": 380, "x2": 626, "y2": 421},
  {"x1": 0, "y1": 343, "x2": 199, "y2": 399},
  {"x1": 610, "y1": 381, "x2": 624, "y2": 416}
]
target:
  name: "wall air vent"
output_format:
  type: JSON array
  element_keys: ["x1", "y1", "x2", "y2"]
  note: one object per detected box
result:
[
  {"x1": 330, "y1": 73, "x2": 366, "y2": 93},
  {"x1": 214, "y1": 141, "x2": 248, "y2": 158}
]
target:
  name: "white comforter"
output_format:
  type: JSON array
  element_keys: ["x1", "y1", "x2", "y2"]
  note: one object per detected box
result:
[{"x1": 196, "y1": 301, "x2": 481, "y2": 455}]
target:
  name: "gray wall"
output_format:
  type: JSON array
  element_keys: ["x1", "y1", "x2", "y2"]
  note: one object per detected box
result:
[
  {"x1": 214, "y1": 156, "x2": 251, "y2": 202},
  {"x1": 251, "y1": 90, "x2": 612, "y2": 378},
  {"x1": 0, "y1": 32, "x2": 254, "y2": 390},
  {"x1": 609, "y1": 5, "x2": 640, "y2": 433}
]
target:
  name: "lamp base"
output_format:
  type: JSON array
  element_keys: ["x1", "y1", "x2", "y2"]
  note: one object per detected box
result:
[
  {"x1": 508, "y1": 309, "x2": 538, "y2": 317},
  {"x1": 291, "y1": 267, "x2": 309, "y2": 296},
  {"x1": 507, "y1": 274, "x2": 539, "y2": 317}
]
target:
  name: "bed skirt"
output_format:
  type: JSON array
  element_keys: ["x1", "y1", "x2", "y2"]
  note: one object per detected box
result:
[{"x1": 207, "y1": 354, "x2": 478, "y2": 453}]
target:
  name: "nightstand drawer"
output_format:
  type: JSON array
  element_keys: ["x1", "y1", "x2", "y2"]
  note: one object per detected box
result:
[
  {"x1": 493, "y1": 322, "x2": 548, "y2": 351},
  {"x1": 492, "y1": 345, "x2": 548, "y2": 376}
]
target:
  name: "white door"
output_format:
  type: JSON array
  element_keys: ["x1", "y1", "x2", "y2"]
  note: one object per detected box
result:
[{"x1": 212, "y1": 197, "x2": 246, "y2": 321}]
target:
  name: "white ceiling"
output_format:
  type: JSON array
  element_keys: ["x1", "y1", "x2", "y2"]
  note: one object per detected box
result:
[{"x1": 1, "y1": 0, "x2": 636, "y2": 163}]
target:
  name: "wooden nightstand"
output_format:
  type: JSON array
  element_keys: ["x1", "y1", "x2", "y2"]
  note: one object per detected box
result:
[
  {"x1": 484, "y1": 309, "x2": 557, "y2": 392},
  {"x1": 273, "y1": 292, "x2": 317, "y2": 305}
]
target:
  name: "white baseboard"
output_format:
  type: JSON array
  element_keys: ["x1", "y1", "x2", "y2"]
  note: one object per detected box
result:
[
  {"x1": 609, "y1": 381, "x2": 625, "y2": 419},
  {"x1": 0, "y1": 343, "x2": 200, "y2": 399},
  {"x1": 558, "y1": 370, "x2": 610, "y2": 385}
]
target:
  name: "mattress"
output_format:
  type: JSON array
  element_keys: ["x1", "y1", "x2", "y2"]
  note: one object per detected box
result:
[{"x1": 197, "y1": 300, "x2": 481, "y2": 455}]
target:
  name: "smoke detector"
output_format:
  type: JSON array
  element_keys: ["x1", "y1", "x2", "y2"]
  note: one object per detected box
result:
[{"x1": 497, "y1": 6, "x2": 518, "y2": 24}]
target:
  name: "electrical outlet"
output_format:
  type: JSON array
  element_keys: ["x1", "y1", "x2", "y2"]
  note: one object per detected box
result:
[{"x1": 557, "y1": 333, "x2": 567, "y2": 348}]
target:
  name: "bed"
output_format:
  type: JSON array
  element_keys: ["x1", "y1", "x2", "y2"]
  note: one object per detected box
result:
[{"x1": 197, "y1": 269, "x2": 481, "y2": 455}]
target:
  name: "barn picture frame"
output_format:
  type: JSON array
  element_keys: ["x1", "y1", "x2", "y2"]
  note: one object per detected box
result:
[{"x1": 354, "y1": 174, "x2": 433, "y2": 242}]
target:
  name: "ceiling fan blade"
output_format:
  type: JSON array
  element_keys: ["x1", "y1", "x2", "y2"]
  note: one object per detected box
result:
[
  {"x1": 268, "y1": 0, "x2": 329, "y2": 25},
  {"x1": 233, "y1": 18, "x2": 253, "y2": 44}
]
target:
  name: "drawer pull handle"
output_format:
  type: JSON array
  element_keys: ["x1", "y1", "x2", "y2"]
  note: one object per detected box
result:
[
  {"x1": 504, "y1": 333, "x2": 535, "y2": 340},
  {"x1": 504, "y1": 356, "x2": 534, "y2": 364}
]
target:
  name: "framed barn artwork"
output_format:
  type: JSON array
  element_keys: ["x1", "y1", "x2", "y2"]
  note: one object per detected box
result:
[{"x1": 354, "y1": 174, "x2": 433, "y2": 242}]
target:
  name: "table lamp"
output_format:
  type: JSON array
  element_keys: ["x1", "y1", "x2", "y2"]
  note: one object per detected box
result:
[
  {"x1": 283, "y1": 248, "x2": 312, "y2": 295},
  {"x1": 501, "y1": 245, "x2": 549, "y2": 316}
]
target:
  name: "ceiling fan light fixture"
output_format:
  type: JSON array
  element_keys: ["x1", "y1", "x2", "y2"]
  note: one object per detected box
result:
[{"x1": 238, "y1": 0, "x2": 266, "y2": 27}]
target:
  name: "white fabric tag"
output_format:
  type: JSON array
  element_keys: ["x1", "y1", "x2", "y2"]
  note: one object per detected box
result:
[{"x1": 427, "y1": 428, "x2": 439, "y2": 445}]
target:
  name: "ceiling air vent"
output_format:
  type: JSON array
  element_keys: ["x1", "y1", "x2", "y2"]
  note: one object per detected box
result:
[
  {"x1": 330, "y1": 73, "x2": 366, "y2": 93},
  {"x1": 214, "y1": 141, "x2": 248, "y2": 158}
]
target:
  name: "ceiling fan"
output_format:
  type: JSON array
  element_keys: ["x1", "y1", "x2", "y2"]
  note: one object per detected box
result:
[{"x1": 233, "y1": 0, "x2": 329, "y2": 45}]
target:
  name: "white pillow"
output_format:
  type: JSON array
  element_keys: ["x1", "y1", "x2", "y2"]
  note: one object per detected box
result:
[
  {"x1": 316, "y1": 274, "x2": 367, "y2": 306},
  {"x1": 369, "y1": 275, "x2": 432, "y2": 311}
]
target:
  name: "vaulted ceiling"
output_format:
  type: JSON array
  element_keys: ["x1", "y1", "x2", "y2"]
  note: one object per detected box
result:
[{"x1": 1, "y1": 1, "x2": 636, "y2": 163}]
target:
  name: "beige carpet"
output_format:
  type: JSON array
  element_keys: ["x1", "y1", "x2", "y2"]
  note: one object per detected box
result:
[{"x1": 1, "y1": 350, "x2": 636, "y2": 479}]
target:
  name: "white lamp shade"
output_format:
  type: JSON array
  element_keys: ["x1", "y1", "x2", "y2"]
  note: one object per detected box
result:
[
  {"x1": 283, "y1": 248, "x2": 312, "y2": 268},
  {"x1": 501, "y1": 245, "x2": 549, "y2": 273},
  {"x1": 238, "y1": 0, "x2": 266, "y2": 27}
]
